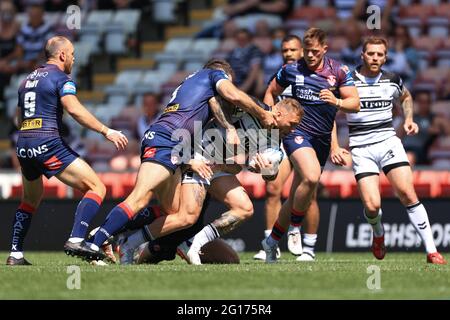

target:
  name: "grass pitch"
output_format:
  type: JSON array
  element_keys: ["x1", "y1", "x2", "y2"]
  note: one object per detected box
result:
[{"x1": 0, "y1": 252, "x2": 448, "y2": 300}]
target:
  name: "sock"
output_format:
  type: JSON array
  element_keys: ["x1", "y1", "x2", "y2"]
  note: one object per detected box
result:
[
  {"x1": 364, "y1": 209, "x2": 384, "y2": 237},
  {"x1": 10, "y1": 202, "x2": 36, "y2": 254},
  {"x1": 267, "y1": 222, "x2": 286, "y2": 247},
  {"x1": 123, "y1": 205, "x2": 162, "y2": 232},
  {"x1": 190, "y1": 224, "x2": 220, "y2": 250},
  {"x1": 92, "y1": 202, "x2": 134, "y2": 248},
  {"x1": 264, "y1": 229, "x2": 271, "y2": 238},
  {"x1": 70, "y1": 191, "x2": 103, "y2": 240},
  {"x1": 406, "y1": 202, "x2": 437, "y2": 254},
  {"x1": 290, "y1": 208, "x2": 305, "y2": 228},
  {"x1": 303, "y1": 233, "x2": 317, "y2": 257}
]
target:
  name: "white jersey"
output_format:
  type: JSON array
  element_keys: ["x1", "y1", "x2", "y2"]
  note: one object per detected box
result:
[{"x1": 346, "y1": 68, "x2": 404, "y2": 147}]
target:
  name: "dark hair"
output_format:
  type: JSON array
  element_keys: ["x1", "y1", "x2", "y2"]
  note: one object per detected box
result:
[
  {"x1": 203, "y1": 59, "x2": 234, "y2": 80},
  {"x1": 303, "y1": 28, "x2": 327, "y2": 46},
  {"x1": 44, "y1": 36, "x2": 70, "y2": 59},
  {"x1": 282, "y1": 34, "x2": 302, "y2": 45},
  {"x1": 277, "y1": 98, "x2": 304, "y2": 119},
  {"x1": 362, "y1": 36, "x2": 388, "y2": 53}
]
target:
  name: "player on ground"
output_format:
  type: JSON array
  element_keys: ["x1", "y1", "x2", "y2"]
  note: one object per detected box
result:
[
  {"x1": 70, "y1": 59, "x2": 277, "y2": 261},
  {"x1": 262, "y1": 28, "x2": 360, "y2": 263},
  {"x1": 348, "y1": 37, "x2": 446, "y2": 264},
  {"x1": 117, "y1": 96, "x2": 303, "y2": 265},
  {"x1": 6, "y1": 36, "x2": 128, "y2": 265}
]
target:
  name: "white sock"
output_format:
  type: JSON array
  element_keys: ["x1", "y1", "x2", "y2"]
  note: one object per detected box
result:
[
  {"x1": 406, "y1": 202, "x2": 437, "y2": 253},
  {"x1": 125, "y1": 230, "x2": 147, "y2": 251},
  {"x1": 364, "y1": 209, "x2": 384, "y2": 237},
  {"x1": 303, "y1": 233, "x2": 317, "y2": 257},
  {"x1": 10, "y1": 252, "x2": 23, "y2": 259},
  {"x1": 191, "y1": 224, "x2": 220, "y2": 250},
  {"x1": 89, "y1": 243, "x2": 99, "y2": 251},
  {"x1": 68, "y1": 237, "x2": 84, "y2": 244},
  {"x1": 264, "y1": 229, "x2": 271, "y2": 238}
]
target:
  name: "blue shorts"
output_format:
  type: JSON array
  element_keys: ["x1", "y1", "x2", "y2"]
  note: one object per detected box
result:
[
  {"x1": 282, "y1": 129, "x2": 331, "y2": 167},
  {"x1": 140, "y1": 124, "x2": 185, "y2": 173},
  {"x1": 16, "y1": 135, "x2": 79, "y2": 181}
]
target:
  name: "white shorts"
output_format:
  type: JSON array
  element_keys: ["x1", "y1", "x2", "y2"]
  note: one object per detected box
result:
[
  {"x1": 351, "y1": 136, "x2": 410, "y2": 180},
  {"x1": 181, "y1": 170, "x2": 233, "y2": 186}
]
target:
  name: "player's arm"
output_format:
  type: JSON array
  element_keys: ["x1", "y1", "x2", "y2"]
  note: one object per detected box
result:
[
  {"x1": 216, "y1": 79, "x2": 276, "y2": 128},
  {"x1": 208, "y1": 96, "x2": 240, "y2": 145},
  {"x1": 61, "y1": 95, "x2": 128, "y2": 150},
  {"x1": 320, "y1": 86, "x2": 360, "y2": 113},
  {"x1": 263, "y1": 78, "x2": 285, "y2": 106},
  {"x1": 330, "y1": 121, "x2": 350, "y2": 166},
  {"x1": 14, "y1": 106, "x2": 22, "y2": 129},
  {"x1": 399, "y1": 86, "x2": 418, "y2": 135}
]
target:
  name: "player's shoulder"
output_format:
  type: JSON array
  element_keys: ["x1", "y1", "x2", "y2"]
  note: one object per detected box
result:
[
  {"x1": 380, "y1": 69, "x2": 403, "y2": 86},
  {"x1": 326, "y1": 56, "x2": 351, "y2": 75}
]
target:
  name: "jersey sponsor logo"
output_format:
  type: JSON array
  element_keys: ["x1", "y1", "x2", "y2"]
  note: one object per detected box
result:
[
  {"x1": 16, "y1": 144, "x2": 49, "y2": 158},
  {"x1": 327, "y1": 75, "x2": 337, "y2": 86},
  {"x1": 62, "y1": 81, "x2": 76, "y2": 94},
  {"x1": 25, "y1": 79, "x2": 39, "y2": 88},
  {"x1": 143, "y1": 147, "x2": 157, "y2": 159},
  {"x1": 44, "y1": 155, "x2": 63, "y2": 171},
  {"x1": 295, "y1": 88, "x2": 320, "y2": 101},
  {"x1": 27, "y1": 70, "x2": 48, "y2": 79},
  {"x1": 20, "y1": 118, "x2": 42, "y2": 130},
  {"x1": 295, "y1": 136, "x2": 304, "y2": 144},
  {"x1": 163, "y1": 104, "x2": 179, "y2": 113},
  {"x1": 144, "y1": 131, "x2": 155, "y2": 140},
  {"x1": 295, "y1": 75, "x2": 304, "y2": 86},
  {"x1": 361, "y1": 100, "x2": 391, "y2": 109}
]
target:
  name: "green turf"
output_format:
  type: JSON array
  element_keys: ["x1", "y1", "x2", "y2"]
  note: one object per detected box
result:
[{"x1": 0, "y1": 252, "x2": 448, "y2": 299}]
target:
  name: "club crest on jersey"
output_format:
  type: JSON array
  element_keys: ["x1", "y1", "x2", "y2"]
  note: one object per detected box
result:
[
  {"x1": 143, "y1": 147, "x2": 157, "y2": 158},
  {"x1": 295, "y1": 75, "x2": 304, "y2": 86},
  {"x1": 171, "y1": 155, "x2": 180, "y2": 165},
  {"x1": 295, "y1": 136, "x2": 304, "y2": 145},
  {"x1": 327, "y1": 75, "x2": 336, "y2": 86}
]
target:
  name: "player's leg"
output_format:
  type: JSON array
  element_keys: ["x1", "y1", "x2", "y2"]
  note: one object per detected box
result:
[
  {"x1": 352, "y1": 143, "x2": 386, "y2": 260},
  {"x1": 187, "y1": 174, "x2": 252, "y2": 264},
  {"x1": 296, "y1": 190, "x2": 319, "y2": 261},
  {"x1": 387, "y1": 165, "x2": 446, "y2": 264},
  {"x1": 78, "y1": 161, "x2": 172, "y2": 261},
  {"x1": 6, "y1": 175, "x2": 43, "y2": 265},
  {"x1": 56, "y1": 158, "x2": 106, "y2": 248},
  {"x1": 255, "y1": 158, "x2": 291, "y2": 260},
  {"x1": 357, "y1": 174, "x2": 386, "y2": 259},
  {"x1": 262, "y1": 171, "x2": 301, "y2": 263}
]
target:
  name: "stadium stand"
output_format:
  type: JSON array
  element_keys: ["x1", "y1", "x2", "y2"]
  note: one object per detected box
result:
[{"x1": 0, "y1": 0, "x2": 449, "y2": 200}]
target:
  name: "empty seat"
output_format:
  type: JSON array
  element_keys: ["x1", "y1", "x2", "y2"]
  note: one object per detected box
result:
[
  {"x1": 113, "y1": 9, "x2": 141, "y2": 34},
  {"x1": 105, "y1": 24, "x2": 127, "y2": 55},
  {"x1": 86, "y1": 10, "x2": 114, "y2": 33},
  {"x1": 427, "y1": 17, "x2": 449, "y2": 38}
]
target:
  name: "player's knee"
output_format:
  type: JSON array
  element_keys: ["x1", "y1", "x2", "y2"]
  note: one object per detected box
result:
[
  {"x1": 397, "y1": 188, "x2": 418, "y2": 206},
  {"x1": 266, "y1": 181, "x2": 282, "y2": 198},
  {"x1": 365, "y1": 201, "x2": 380, "y2": 216},
  {"x1": 180, "y1": 213, "x2": 199, "y2": 228},
  {"x1": 300, "y1": 175, "x2": 320, "y2": 190},
  {"x1": 236, "y1": 201, "x2": 254, "y2": 220},
  {"x1": 92, "y1": 183, "x2": 106, "y2": 199}
]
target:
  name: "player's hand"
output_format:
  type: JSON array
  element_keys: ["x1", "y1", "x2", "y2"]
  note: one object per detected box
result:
[
  {"x1": 404, "y1": 120, "x2": 419, "y2": 136},
  {"x1": 104, "y1": 128, "x2": 128, "y2": 150},
  {"x1": 249, "y1": 153, "x2": 273, "y2": 174},
  {"x1": 319, "y1": 89, "x2": 338, "y2": 107},
  {"x1": 189, "y1": 159, "x2": 213, "y2": 180},
  {"x1": 330, "y1": 147, "x2": 350, "y2": 166},
  {"x1": 226, "y1": 128, "x2": 240, "y2": 146},
  {"x1": 260, "y1": 111, "x2": 277, "y2": 129}
]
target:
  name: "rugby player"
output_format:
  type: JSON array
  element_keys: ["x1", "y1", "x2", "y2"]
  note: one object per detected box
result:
[{"x1": 6, "y1": 36, "x2": 128, "y2": 265}]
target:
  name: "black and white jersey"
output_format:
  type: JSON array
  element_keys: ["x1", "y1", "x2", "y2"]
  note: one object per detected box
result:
[{"x1": 346, "y1": 67, "x2": 404, "y2": 147}]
